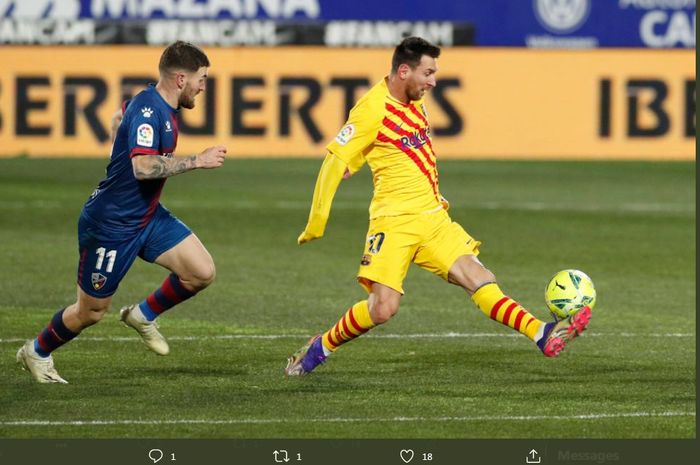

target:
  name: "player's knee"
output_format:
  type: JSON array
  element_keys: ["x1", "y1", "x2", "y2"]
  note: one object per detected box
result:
[
  {"x1": 450, "y1": 259, "x2": 497, "y2": 293},
  {"x1": 369, "y1": 299, "x2": 399, "y2": 325},
  {"x1": 78, "y1": 305, "x2": 109, "y2": 326},
  {"x1": 85, "y1": 310, "x2": 106, "y2": 325},
  {"x1": 475, "y1": 268, "x2": 497, "y2": 288},
  {"x1": 184, "y1": 261, "x2": 216, "y2": 291}
]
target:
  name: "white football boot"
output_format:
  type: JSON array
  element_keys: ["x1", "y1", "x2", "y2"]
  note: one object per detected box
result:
[
  {"x1": 16, "y1": 340, "x2": 68, "y2": 384},
  {"x1": 119, "y1": 304, "x2": 170, "y2": 355}
]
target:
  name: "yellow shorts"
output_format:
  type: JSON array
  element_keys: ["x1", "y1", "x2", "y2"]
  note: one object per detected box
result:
[{"x1": 357, "y1": 208, "x2": 481, "y2": 294}]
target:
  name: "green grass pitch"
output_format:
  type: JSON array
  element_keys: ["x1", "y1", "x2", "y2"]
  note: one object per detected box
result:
[{"x1": 0, "y1": 157, "x2": 695, "y2": 439}]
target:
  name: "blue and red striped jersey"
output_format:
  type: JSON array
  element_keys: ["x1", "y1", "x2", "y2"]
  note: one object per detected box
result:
[{"x1": 82, "y1": 85, "x2": 179, "y2": 232}]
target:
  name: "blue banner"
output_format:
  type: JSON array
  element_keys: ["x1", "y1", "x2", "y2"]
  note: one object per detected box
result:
[{"x1": 1, "y1": 0, "x2": 695, "y2": 47}]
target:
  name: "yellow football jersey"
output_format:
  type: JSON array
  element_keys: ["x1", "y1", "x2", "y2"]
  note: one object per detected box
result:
[{"x1": 326, "y1": 77, "x2": 443, "y2": 219}]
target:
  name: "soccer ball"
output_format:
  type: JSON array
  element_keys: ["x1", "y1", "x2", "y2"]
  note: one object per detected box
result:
[{"x1": 544, "y1": 269, "x2": 596, "y2": 320}]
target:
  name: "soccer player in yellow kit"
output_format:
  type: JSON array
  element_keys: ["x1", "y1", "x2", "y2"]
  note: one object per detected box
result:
[{"x1": 284, "y1": 37, "x2": 592, "y2": 376}]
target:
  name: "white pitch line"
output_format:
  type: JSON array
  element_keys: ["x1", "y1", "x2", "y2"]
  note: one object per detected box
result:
[
  {"x1": 1, "y1": 199, "x2": 693, "y2": 215},
  {"x1": 1, "y1": 411, "x2": 694, "y2": 427},
  {"x1": 0, "y1": 332, "x2": 694, "y2": 344}
]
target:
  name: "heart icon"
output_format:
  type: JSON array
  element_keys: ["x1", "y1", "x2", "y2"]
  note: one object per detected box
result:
[{"x1": 400, "y1": 449, "x2": 414, "y2": 463}]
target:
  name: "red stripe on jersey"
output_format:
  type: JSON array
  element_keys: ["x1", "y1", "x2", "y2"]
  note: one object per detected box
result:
[
  {"x1": 382, "y1": 116, "x2": 411, "y2": 137},
  {"x1": 377, "y1": 131, "x2": 438, "y2": 198},
  {"x1": 501, "y1": 302, "x2": 518, "y2": 326},
  {"x1": 407, "y1": 104, "x2": 435, "y2": 153},
  {"x1": 408, "y1": 104, "x2": 429, "y2": 126},
  {"x1": 381, "y1": 117, "x2": 435, "y2": 168},
  {"x1": 384, "y1": 103, "x2": 435, "y2": 166},
  {"x1": 490, "y1": 297, "x2": 509, "y2": 320},
  {"x1": 139, "y1": 182, "x2": 164, "y2": 228},
  {"x1": 513, "y1": 310, "x2": 526, "y2": 331},
  {"x1": 385, "y1": 103, "x2": 421, "y2": 130},
  {"x1": 129, "y1": 147, "x2": 160, "y2": 158},
  {"x1": 423, "y1": 137, "x2": 436, "y2": 159}
]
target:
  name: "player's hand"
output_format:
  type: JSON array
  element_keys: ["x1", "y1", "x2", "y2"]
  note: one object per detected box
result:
[
  {"x1": 439, "y1": 194, "x2": 450, "y2": 211},
  {"x1": 297, "y1": 229, "x2": 321, "y2": 245},
  {"x1": 197, "y1": 146, "x2": 227, "y2": 169},
  {"x1": 342, "y1": 168, "x2": 353, "y2": 180}
]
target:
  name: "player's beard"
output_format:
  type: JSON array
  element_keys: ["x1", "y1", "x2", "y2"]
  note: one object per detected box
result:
[
  {"x1": 405, "y1": 79, "x2": 428, "y2": 101},
  {"x1": 179, "y1": 84, "x2": 198, "y2": 109},
  {"x1": 407, "y1": 86, "x2": 423, "y2": 101}
]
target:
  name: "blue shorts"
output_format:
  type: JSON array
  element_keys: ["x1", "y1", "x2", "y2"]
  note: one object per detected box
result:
[{"x1": 77, "y1": 204, "x2": 192, "y2": 298}]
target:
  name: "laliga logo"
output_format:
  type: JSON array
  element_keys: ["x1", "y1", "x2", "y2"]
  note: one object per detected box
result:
[{"x1": 534, "y1": 0, "x2": 591, "y2": 34}]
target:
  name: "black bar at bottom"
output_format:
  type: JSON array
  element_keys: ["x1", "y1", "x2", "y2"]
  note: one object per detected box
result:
[{"x1": 0, "y1": 439, "x2": 697, "y2": 465}]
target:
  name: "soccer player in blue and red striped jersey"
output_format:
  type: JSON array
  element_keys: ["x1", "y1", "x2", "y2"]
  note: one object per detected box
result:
[{"x1": 16, "y1": 41, "x2": 227, "y2": 383}]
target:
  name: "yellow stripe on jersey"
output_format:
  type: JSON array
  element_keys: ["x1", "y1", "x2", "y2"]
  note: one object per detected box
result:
[{"x1": 326, "y1": 78, "x2": 442, "y2": 219}]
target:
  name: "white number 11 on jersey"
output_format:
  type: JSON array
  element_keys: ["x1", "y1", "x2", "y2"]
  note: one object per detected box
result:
[{"x1": 95, "y1": 247, "x2": 117, "y2": 273}]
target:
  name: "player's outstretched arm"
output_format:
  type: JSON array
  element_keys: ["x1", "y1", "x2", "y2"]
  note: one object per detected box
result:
[
  {"x1": 298, "y1": 152, "x2": 348, "y2": 245},
  {"x1": 132, "y1": 146, "x2": 227, "y2": 180}
]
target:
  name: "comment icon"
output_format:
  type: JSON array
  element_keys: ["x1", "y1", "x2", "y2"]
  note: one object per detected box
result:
[{"x1": 148, "y1": 449, "x2": 164, "y2": 463}]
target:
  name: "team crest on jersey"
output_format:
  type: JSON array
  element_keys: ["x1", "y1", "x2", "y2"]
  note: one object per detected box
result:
[
  {"x1": 335, "y1": 124, "x2": 355, "y2": 146},
  {"x1": 141, "y1": 107, "x2": 154, "y2": 117},
  {"x1": 137, "y1": 124, "x2": 154, "y2": 147},
  {"x1": 91, "y1": 273, "x2": 107, "y2": 290},
  {"x1": 360, "y1": 254, "x2": 372, "y2": 266}
]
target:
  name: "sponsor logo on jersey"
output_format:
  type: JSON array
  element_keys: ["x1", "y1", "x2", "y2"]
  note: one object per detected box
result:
[
  {"x1": 91, "y1": 272, "x2": 107, "y2": 290},
  {"x1": 141, "y1": 107, "x2": 154, "y2": 117},
  {"x1": 137, "y1": 123, "x2": 154, "y2": 147},
  {"x1": 400, "y1": 127, "x2": 431, "y2": 150},
  {"x1": 335, "y1": 124, "x2": 355, "y2": 145},
  {"x1": 360, "y1": 254, "x2": 372, "y2": 266}
]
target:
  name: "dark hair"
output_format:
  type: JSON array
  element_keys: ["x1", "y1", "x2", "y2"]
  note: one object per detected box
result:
[
  {"x1": 391, "y1": 37, "x2": 441, "y2": 73},
  {"x1": 159, "y1": 41, "x2": 210, "y2": 74}
]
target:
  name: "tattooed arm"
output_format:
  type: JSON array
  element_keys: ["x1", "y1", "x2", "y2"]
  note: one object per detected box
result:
[
  {"x1": 132, "y1": 146, "x2": 227, "y2": 180},
  {"x1": 132, "y1": 155, "x2": 199, "y2": 180}
]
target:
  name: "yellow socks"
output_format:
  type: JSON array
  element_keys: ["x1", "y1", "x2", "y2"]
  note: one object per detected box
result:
[
  {"x1": 471, "y1": 283, "x2": 543, "y2": 341},
  {"x1": 322, "y1": 300, "x2": 375, "y2": 351},
  {"x1": 318, "y1": 284, "x2": 542, "y2": 354}
]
